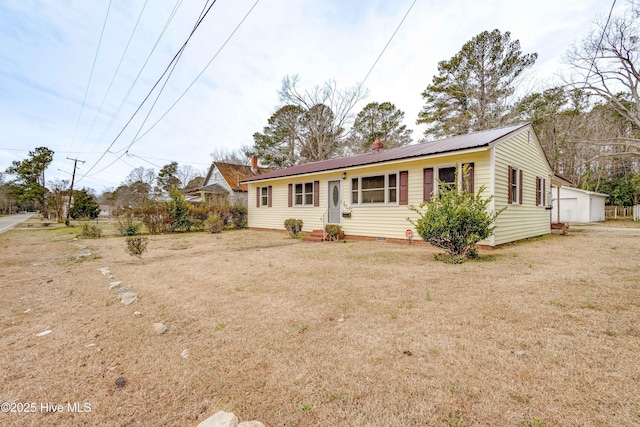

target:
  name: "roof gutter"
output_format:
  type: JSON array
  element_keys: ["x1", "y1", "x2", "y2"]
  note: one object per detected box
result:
[{"x1": 241, "y1": 146, "x2": 490, "y2": 185}]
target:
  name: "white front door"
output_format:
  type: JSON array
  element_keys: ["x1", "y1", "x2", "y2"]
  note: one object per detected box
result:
[{"x1": 328, "y1": 180, "x2": 341, "y2": 224}]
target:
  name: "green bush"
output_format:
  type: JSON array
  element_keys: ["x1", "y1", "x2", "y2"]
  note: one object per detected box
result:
[
  {"x1": 168, "y1": 188, "x2": 192, "y2": 231},
  {"x1": 204, "y1": 213, "x2": 224, "y2": 234},
  {"x1": 231, "y1": 205, "x2": 248, "y2": 229},
  {"x1": 125, "y1": 236, "x2": 148, "y2": 260},
  {"x1": 408, "y1": 167, "x2": 504, "y2": 261},
  {"x1": 324, "y1": 224, "x2": 343, "y2": 241},
  {"x1": 284, "y1": 218, "x2": 303, "y2": 237},
  {"x1": 115, "y1": 214, "x2": 142, "y2": 236},
  {"x1": 81, "y1": 222, "x2": 102, "y2": 239}
]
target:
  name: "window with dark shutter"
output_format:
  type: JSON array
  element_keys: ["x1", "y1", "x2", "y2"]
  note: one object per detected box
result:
[
  {"x1": 536, "y1": 177, "x2": 541, "y2": 205},
  {"x1": 267, "y1": 186, "x2": 272, "y2": 207},
  {"x1": 256, "y1": 186, "x2": 260, "y2": 208},
  {"x1": 288, "y1": 184, "x2": 293, "y2": 207},
  {"x1": 542, "y1": 179, "x2": 546, "y2": 205},
  {"x1": 399, "y1": 171, "x2": 408, "y2": 205},
  {"x1": 313, "y1": 181, "x2": 319, "y2": 207},
  {"x1": 423, "y1": 168, "x2": 434, "y2": 202},
  {"x1": 462, "y1": 163, "x2": 474, "y2": 193}
]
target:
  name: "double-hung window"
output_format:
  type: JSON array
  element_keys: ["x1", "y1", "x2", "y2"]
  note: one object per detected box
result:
[
  {"x1": 438, "y1": 166, "x2": 456, "y2": 194},
  {"x1": 508, "y1": 166, "x2": 522, "y2": 205},
  {"x1": 536, "y1": 176, "x2": 546, "y2": 206},
  {"x1": 294, "y1": 182, "x2": 314, "y2": 206},
  {"x1": 256, "y1": 185, "x2": 272, "y2": 207},
  {"x1": 351, "y1": 173, "x2": 398, "y2": 205}
]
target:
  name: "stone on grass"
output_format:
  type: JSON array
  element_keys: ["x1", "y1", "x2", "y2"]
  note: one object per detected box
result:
[
  {"x1": 197, "y1": 411, "x2": 238, "y2": 427},
  {"x1": 98, "y1": 267, "x2": 110, "y2": 275},
  {"x1": 181, "y1": 349, "x2": 190, "y2": 358},
  {"x1": 109, "y1": 281, "x2": 122, "y2": 290},
  {"x1": 35, "y1": 330, "x2": 52, "y2": 337},
  {"x1": 115, "y1": 285, "x2": 132, "y2": 295},
  {"x1": 238, "y1": 421, "x2": 266, "y2": 427},
  {"x1": 134, "y1": 311, "x2": 142, "y2": 316},
  {"x1": 120, "y1": 292, "x2": 138, "y2": 305},
  {"x1": 152, "y1": 323, "x2": 168, "y2": 335}
]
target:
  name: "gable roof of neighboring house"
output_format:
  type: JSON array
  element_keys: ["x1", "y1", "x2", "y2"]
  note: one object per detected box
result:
[
  {"x1": 242, "y1": 123, "x2": 534, "y2": 182},
  {"x1": 201, "y1": 162, "x2": 274, "y2": 192}
]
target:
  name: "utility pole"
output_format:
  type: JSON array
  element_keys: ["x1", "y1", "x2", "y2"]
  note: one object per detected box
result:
[{"x1": 65, "y1": 157, "x2": 85, "y2": 226}]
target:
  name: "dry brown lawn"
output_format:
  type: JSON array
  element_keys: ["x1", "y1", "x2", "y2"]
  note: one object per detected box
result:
[{"x1": 1, "y1": 218, "x2": 639, "y2": 426}]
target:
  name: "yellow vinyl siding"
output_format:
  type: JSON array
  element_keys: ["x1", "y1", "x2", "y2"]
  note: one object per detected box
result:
[
  {"x1": 492, "y1": 129, "x2": 551, "y2": 245},
  {"x1": 248, "y1": 151, "x2": 492, "y2": 241}
]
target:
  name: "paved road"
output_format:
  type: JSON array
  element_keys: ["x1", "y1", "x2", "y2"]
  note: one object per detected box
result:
[{"x1": 0, "y1": 213, "x2": 34, "y2": 234}]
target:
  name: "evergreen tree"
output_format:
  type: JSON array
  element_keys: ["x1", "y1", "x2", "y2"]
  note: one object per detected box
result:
[
  {"x1": 417, "y1": 30, "x2": 537, "y2": 139},
  {"x1": 69, "y1": 188, "x2": 100, "y2": 219},
  {"x1": 350, "y1": 102, "x2": 413, "y2": 153}
]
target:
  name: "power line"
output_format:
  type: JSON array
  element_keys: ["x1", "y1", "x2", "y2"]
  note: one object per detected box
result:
[
  {"x1": 89, "y1": 0, "x2": 185, "y2": 155},
  {"x1": 129, "y1": 0, "x2": 261, "y2": 146},
  {"x1": 79, "y1": 0, "x2": 150, "y2": 152},
  {"x1": 78, "y1": 0, "x2": 217, "y2": 182},
  {"x1": 68, "y1": 0, "x2": 113, "y2": 153},
  {"x1": 360, "y1": 0, "x2": 417, "y2": 88}
]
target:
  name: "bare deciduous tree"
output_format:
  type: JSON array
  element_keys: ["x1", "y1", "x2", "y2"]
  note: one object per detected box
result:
[{"x1": 279, "y1": 75, "x2": 368, "y2": 162}]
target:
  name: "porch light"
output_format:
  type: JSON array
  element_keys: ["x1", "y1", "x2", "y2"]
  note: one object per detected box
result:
[{"x1": 342, "y1": 172, "x2": 347, "y2": 180}]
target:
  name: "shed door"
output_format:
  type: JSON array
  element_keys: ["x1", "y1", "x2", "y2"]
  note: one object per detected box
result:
[{"x1": 328, "y1": 180, "x2": 341, "y2": 224}]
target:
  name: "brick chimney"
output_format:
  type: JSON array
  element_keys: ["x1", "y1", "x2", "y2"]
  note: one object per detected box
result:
[
  {"x1": 251, "y1": 155, "x2": 258, "y2": 173},
  {"x1": 371, "y1": 139, "x2": 384, "y2": 152}
]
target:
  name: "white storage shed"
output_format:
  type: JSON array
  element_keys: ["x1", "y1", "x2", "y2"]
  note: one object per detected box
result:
[{"x1": 551, "y1": 186, "x2": 608, "y2": 223}]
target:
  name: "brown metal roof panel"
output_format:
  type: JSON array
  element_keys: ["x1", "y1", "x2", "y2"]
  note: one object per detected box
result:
[{"x1": 242, "y1": 123, "x2": 528, "y2": 182}]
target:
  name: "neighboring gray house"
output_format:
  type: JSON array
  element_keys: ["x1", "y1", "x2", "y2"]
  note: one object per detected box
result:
[
  {"x1": 551, "y1": 186, "x2": 608, "y2": 223},
  {"x1": 185, "y1": 157, "x2": 273, "y2": 206}
]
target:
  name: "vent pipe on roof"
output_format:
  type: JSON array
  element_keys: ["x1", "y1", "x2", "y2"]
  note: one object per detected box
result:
[{"x1": 371, "y1": 139, "x2": 384, "y2": 152}]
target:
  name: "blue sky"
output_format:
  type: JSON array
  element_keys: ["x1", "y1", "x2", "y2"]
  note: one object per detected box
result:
[{"x1": 0, "y1": 0, "x2": 613, "y2": 191}]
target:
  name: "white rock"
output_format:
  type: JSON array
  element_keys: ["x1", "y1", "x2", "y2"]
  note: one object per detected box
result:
[
  {"x1": 23, "y1": 308, "x2": 31, "y2": 313},
  {"x1": 120, "y1": 292, "x2": 138, "y2": 305},
  {"x1": 238, "y1": 421, "x2": 266, "y2": 427},
  {"x1": 181, "y1": 349, "x2": 190, "y2": 358},
  {"x1": 337, "y1": 314, "x2": 345, "y2": 322},
  {"x1": 152, "y1": 323, "x2": 168, "y2": 335},
  {"x1": 133, "y1": 311, "x2": 143, "y2": 316},
  {"x1": 197, "y1": 411, "x2": 238, "y2": 427},
  {"x1": 98, "y1": 267, "x2": 110, "y2": 275},
  {"x1": 35, "y1": 330, "x2": 52, "y2": 337},
  {"x1": 109, "y1": 281, "x2": 122, "y2": 289}
]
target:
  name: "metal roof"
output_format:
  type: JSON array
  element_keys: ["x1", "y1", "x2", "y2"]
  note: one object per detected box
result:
[{"x1": 242, "y1": 123, "x2": 529, "y2": 182}]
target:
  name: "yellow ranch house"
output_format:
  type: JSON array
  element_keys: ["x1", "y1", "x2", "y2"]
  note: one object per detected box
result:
[{"x1": 242, "y1": 123, "x2": 570, "y2": 247}]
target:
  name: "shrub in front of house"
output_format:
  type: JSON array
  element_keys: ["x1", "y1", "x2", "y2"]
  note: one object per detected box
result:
[
  {"x1": 231, "y1": 205, "x2": 248, "y2": 229},
  {"x1": 284, "y1": 218, "x2": 303, "y2": 237},
  {"x1": 168, "y1": 188, "x2": 193, "y2": 232},
  {"x1": 204, "y1": 213, "x2": 224, "y2": 234},
  {"x1": 136, "y1": 202, "x2": 172, "y2": 234},
  {"x1": 409, "y1": 181, "x2": 504, "y2": 261},
  {"x1": 324, "y1": 224, "x2": 343, "y2": 241}
]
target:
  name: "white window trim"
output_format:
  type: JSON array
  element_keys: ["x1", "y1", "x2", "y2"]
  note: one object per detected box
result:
[
  {"x1": 260, "y1": 186, "x2": 269, "y2": 207},
  {"x1": 511, "y1": 166, "x2": 521, "y2": 205},
  {"x1": 350, "y1": 172, "x2": 399, "y2": 206},
  {"x1": 536, "y1": 176, "x2": 545, "y2": 207},
  {"x1": 293, "y1": 182, "x2": 314, "y2": 207}
]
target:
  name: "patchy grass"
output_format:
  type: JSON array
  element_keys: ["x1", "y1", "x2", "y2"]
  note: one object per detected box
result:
[{"x1": 0, "y1": 227, "x2": 639, "y2": 426}]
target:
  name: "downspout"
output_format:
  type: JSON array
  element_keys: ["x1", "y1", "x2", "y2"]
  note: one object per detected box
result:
[{"x1": 556, "y1": 185, "x2": 561, "y2": 224}]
